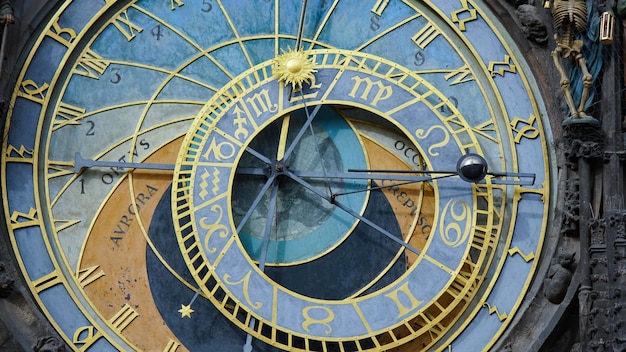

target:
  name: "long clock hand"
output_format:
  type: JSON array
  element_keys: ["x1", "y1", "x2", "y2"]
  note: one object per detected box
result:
[
  {"x1": 75, "y1": 149, "x2": 272, "y2": 173},
  {"x1": 291, "y1": 170, "x2": 451, "y2": 182},
  {"x1": 281, "y1": 103, "x2": 322, "y2": 162},
  {"x1": 74, "y1": 154, "x2": 440, "y2": 183},
  {"x1": 331, "y1": 174, "x2": 457, "y2": 198},
  {"x1": 295, "y1": 0, "x2": 308, "y2": 50},
  {"x1": 350, "y1": 153, "x2": 536, "y2": 186},
  {"x1": 74, "y1": 152, "x2": 176, "y2": 172},
  {"x1": 258, "y1": 181, "x2": 279, "y2": 271},
  {"x1": 77, "y1": 153, "x2": 534, "y2": 185},
  {"x1": 77, "y1": 152, "x2": 535, "y2": 185},
  {"x1": 243, "y1": 180, "x2": 279, "y2": 352},
  {"x1": 299, "y1": 90, "x2": 334, "y2": 196},
  {"x1": 346, "y1": 168, "x2": 536, "y2": 185},
  {"x1": 236, "y1": 173, "x2": 278, "y2": 234}
]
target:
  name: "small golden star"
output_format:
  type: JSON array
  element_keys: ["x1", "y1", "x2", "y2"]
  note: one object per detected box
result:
[
  {"x1": 178, "y1": 304, "x2": 194, "y2": 318},
  {"x1": 273, "y1": 48, "x2": 317, "y2": 90}
]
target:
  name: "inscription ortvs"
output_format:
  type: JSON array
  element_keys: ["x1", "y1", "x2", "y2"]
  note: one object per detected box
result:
[{"x1": 100, "y1": 139, "x2": 150, "y2": 184}]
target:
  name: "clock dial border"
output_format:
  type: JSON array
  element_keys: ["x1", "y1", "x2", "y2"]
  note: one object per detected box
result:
[{"x1": 1, "y1": 1, "x2": 553, "y2": 351}]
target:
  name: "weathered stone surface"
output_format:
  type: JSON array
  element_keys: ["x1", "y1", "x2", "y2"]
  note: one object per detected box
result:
[
  {"x1": 516, "y1": 4, "x2": 549, "y2": 44},
  {"x1": 32, "y1": 336, "x2": 65, "y2": 352},
  {"x1": 544, "y1": 250, "x2": 576, "y2": 303}
]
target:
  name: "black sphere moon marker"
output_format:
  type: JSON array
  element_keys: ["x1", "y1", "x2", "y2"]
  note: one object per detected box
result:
[{"x1": 457, "y1": 153, "x2": 489, "y2": 183}]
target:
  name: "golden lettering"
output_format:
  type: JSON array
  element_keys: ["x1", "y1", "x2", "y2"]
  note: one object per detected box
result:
[
  {"x1": 301, "y1": 306, "x2": 334, "y2": 334},
  {"x1": 412, "y1": 22, "x2": 440, "y2": 49},
  {"x1": 110, "y1": 10, "x2": 143, "y2": 41},
  {"x1": 488, "y1": 55, "x2": 517, "y2": 77},
  {"x1": 289, "y1": 75, "x2": 323, "y2": 102},
  {"x1": 439, "y1": 199, "x2": 471, "y2": 248},
  {"x1": 164, "y1": 339, "x2": 181, "y2": 352},
  {"x1": 245, "y1": 88, "x2": 278, "y2": 117},
  {"x1": 202, "y1": 137, "x2": 236, "y2": 162},
  {"x1": 414, "y1": 125, "x2": 450, "y2": 157},
  {"x1": 77, "y1": 265, "x2": 106, "y2": 288},
  {"x1": 110, "y1": 304, "x2": 139, "y2": 332},
  {"x1": 16, "y1": 80, "x2": 49, "y2": 105},
  {"x1": 53, "y1": 102, "x2": 87, "y2": 131},
  {"x1": 198, "y1": 168, "x2": 221, "y2": 200},
  {"x1": 10, "y1": 208, "x2": 40, "y2": 230},
  {"x1": 483, "y1": 302, "x2": 508, "y2": 321},
  {"x1": 73, "y1": 325, "x2": 102, "y2": 350},
  {"x1": 223, "y1": 271, "x2": 262, "y2": 310},
  {"x1": 508, "y1": 247, "x2": 536, "y2": 262},
  {"x1": 170, "y1": 0, "x2": 184, "y2": 10},
  {"x1": 32, "y1": 271, "x2": 63, "y2": 293},
  {"x1": 47, "y1": 160, "x2": 74, "y2": 179},
  {"x1": 510, "y1": 114, "x2": 539, "y2": 143},
  {"x1": 73, "y1": 49, "x2": 110, "y2": 80},
  {"x1": 371, "y1": 0, "x2": 390, "y2": 16},
  {"x1": 384, "y1": 281, "x2": 422, "y2": 318},
  {"x1": 231, "y1": 105, "x2": 250, "y2": 140},
  {"x1": 46, "y1": 20, "x2": 77, "y2": 47},
  {"x1": 5, "y1": 145, "x2": 34, "y2": 163},
  {"x1": 443, "y1": 65, "x2": 474, "y2": 85},
  {"x1": 471, "y1": 120, "x2": 498, "y2": 143},
  {"x1": 199, "y1": 204, "x2": 230, "y2": 253},
  {"x1": 349, "y1": 76, "x2": 393, "y2": 106},
  {"x1": 451, "y1": 0, "x2": 478, "y2": 31}
]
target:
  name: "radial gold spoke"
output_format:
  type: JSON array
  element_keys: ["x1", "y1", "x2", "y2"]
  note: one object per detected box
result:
[{"x1": 276, "y1": 115, "x2": 291, "y2": 161}]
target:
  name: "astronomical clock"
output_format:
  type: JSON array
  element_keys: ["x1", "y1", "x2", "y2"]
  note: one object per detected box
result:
[{"x1": 1, "y1": 0, "x2": 553, "y2": 351}]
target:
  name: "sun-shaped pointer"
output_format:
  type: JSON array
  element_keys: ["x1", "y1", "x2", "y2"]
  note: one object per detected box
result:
[{"x1": 273, "y1": 48, "x2": 317, "y2": 90}]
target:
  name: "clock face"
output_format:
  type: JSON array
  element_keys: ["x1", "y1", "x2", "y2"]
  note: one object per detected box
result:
[{"x1": 2, "y1": 1, "x2": 552, "y2": 351}]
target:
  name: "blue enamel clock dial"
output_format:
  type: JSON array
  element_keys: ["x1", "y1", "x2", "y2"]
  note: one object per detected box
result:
[{"x1": 2, "y1": 1, "x2": 552, "y2": 351}]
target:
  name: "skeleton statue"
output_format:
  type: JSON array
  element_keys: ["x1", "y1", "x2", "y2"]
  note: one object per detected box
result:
[{"x1": 551, "y1": 0, "x2": 595, "y2": 120}]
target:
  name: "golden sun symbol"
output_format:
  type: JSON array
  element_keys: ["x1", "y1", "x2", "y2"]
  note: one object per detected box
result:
[{"x1": 273, "y1": 48, "x2": 317, "y2": 90}]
